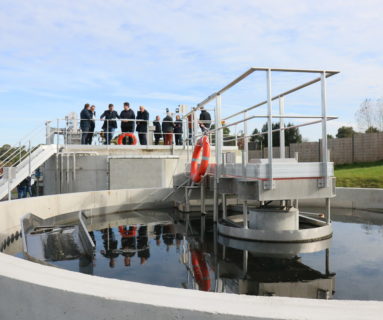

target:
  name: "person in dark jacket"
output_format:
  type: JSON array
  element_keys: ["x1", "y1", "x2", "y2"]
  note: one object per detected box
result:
[
  {"x1": 119, "y1": 225, "x2": 137, "y2": 267},
  {"x1": 120, "y1": 102, "x2": 135, "y2": 133},
  {"x1": 174, "y1": 114, "x2": 183, "y2": 145},
  {"x1": 80, "y1": 103, "x2": 91, "y2": 145},
  {"x1": 100, "y1": 228, "x2": 119, "y2": 268},
  {"x1": 120, "y1": 102, "x2": 136, "y2": 145},
  {"x1": 162, "y1": 113, "x2": 174, "y2": 145},
  {"x1": 100, "y1": 104, "x2": 120, "y2": 145},
  {"x1": 17, "y1": 178, "x2": 28, "y2": 198},
  {"x1": 86, "y1": 105, "x2": 96, "y2": 145},
  {"x1": 137, "y1": 225, "x2": 150, "y2": 265},
  {"x1": 136, "y1": 106, "x2": 149, "y2": 145},
  {"x1": 199, "y1": 107, "x2": 211, "y2": 132},
  {"x1": 153, "y1": 115, "x2": 162, "y2": 145}
]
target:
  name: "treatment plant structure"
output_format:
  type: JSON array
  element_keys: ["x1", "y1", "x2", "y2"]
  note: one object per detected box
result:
[{"x1": 0, "y1": 67, "x2": 382, "y2": 320}]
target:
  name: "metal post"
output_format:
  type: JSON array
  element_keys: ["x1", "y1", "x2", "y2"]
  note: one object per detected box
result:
[
  {"x1": 243, "y1": 250, "x2": 248, "y2": 275},
  {"x1": 266, "y1": 69, "x2": 274, "y2": 189},
  {"x1": 56, "y1": 118, "x2": 59, "y2": 153},
  {"x1": 243, "y1": 111, "x2": 248, "y2": 166},
  {"x1": 279, "y1": 96, "x2": 285, "y2": 158},
  {"x1": 200, "y1": 180, "x2": 206, "y2": 214},
  {"x1": 200, "y1": 214, "x2": 206, "y2": 243},
  {"x1": 321, "y1": 71, "x2": 328, "y2": 187},
  {"x1": 66, "y1": 153, "x2": 70, "y2": 191},
  {"x1": 45, "y1": 121, "x2": 51, "y2": 144},
  {"x1": 8, "y1": 177, "x2": 11, "y2": 200},
  {"x1": 73, "y1": 153, "x2": 76, "y2": 181},
  {"x1": 193, "y1": 110, "x2": 199, "y2": 145},
  {"x1": 28, "y1": 140, "x2": 31, "y2": 176},
  {"x1": 325, "y1": 198, "x2": 331, "y2": 224},
  {"x1": 65, "y1": 116, "x2": 68, "y2": 148},
  {"x1": 325, "y1": 248, "x2": 330, "y2": 275},
  {"x1": 185, "y1": 187, "x2": 190, "y2": 212},
  {"x1": 243, "y1": 200, "x2": 248, "y2": 229},
  {"x1": 222, "y1": 194, "x2": 227, "y2": 219},
  {"x1": 235, "y1": 125, "x2": 238, "y2": 147},
  {"x1": 213, "y1": 95, "x2": 223, "y2": 223},
  {"x1": 19, "y1": 142, "x2": 21, "y2": 165}
]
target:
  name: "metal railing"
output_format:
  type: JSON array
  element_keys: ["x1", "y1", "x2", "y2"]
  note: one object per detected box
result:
[{"x1": 182, "y1": 67, "x2": 339, "y2": 221}]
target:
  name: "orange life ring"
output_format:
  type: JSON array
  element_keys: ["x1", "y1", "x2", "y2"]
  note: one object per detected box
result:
[
  {"x1": 117, "y1": 133, "x2": 137, "y2": 145},
  {"x1": 191, "y1": 250, "x2": 211, "y2": 291},
  {"x1": 190, "y1": 136, "x2": 210, "y2": 183}
]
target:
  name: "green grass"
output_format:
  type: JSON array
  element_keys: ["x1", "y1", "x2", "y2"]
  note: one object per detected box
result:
[{"x1": 334, "y1": 160, "x2": 383, "y2": 188}]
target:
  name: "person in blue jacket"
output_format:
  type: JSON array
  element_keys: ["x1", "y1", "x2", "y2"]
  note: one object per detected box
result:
[{"x1": 100, "y1": 104, "x2": 120, "y2": 144}]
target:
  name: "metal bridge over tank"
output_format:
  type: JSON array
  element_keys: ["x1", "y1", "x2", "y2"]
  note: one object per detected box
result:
[{"x1": 176, "y1": 67, "x2": 339, "y2": 243}]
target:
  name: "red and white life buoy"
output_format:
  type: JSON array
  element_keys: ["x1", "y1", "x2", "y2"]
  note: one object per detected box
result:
[
  {"x1": 190, "y1": 136, "x2": 210, "y2": 183},
  {"x1": 117, "y1": 133, "x2": 137, "y2": 145},
  {"x1": 191, "y1": 249, "x2": 211, "y2": 291}
]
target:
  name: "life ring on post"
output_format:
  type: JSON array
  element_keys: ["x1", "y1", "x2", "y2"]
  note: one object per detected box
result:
[
  {"x1": 117, "y1": 133, "x2": 137, "y2": 145},
  {"x1": 190, "y1": 135, "x2": 210, "y2": 183}
]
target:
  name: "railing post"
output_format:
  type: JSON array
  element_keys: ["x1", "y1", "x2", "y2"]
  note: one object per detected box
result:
[
  {"x1": 28, "y1": 140, "x2": 31, "y2": 176},
  {"x1": 279, "y1": 96, "x2": 285, "y2": 159},
  {"x1": 19, "y1": 142, "x2": 21, "y2": 165},
  {"x1": 243, "y1": 111, "x2": 248, "y2": 167},
  {"x1": 56, "y1": 118, "x2": 59, "y2": 153},
  {"x1": 265, "y1": 69, "x2": 274, "y2": 189},
  {"x1": 45, "y1": 121, "x2": 52, "y2": 144},
  {"x1": 320, "y1": 71, "x2": 328, "y2": 187},
  {"x1": 193, "y1": 109, "x2": 198, "y2": 145},
  {"x1": 213, "y1": 94, "x2": 223, "y2": 223}
]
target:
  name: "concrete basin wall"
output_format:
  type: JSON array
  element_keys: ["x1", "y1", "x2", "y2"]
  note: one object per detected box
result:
[
  {"x1": 0, "y1": 189, "x2": 383, "y2": 319},
  {"x1": 0, "y1": 187, "x2": 173, "y2": 243},
  {"x1": 301, "y1": 187, "x2": 383, "y2": 210}
]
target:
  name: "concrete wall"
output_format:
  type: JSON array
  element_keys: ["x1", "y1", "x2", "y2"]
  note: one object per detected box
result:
[
  {"x1": 43, "y1": 145, "x2": 241, "y2": 195},
  {"x1": 0, "y1": 189, "x2": 383, "y2": 319},
  {"x1": 1, "y1": 252, "x2": 382, "y2": 320},
  {"x1": 249, "y1": 132, "x2": 383, "y2": 164},
  {"x1": 301, "y1": 187, "x2": 383, "y2": 210},
  {"x1": 109, "y1": 157, "x2": 180, "y2": 189},
  {"x1": 0, "y1": 188, "x2": 173, "y2": 242}
]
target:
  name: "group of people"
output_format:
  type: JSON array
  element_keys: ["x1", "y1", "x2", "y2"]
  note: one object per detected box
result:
[
  {"x1": 17, "y1": 176, "x2": 33, "y2": 198},
  {"x1": 98, "y1": 223, "x2": 181, "y2": 268},
  {"x1": 80, "y1": 103, "x2": 149, "y2": 145},
  {"x1": 80, "y1": 102, "x2": 212, "y2": 146}
]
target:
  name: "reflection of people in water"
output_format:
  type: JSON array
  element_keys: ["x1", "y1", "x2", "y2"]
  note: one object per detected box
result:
[
  {"x1": 162, "y1": 224, "x2": 175, "y2": 252},
  {"x1": 100, "y1": 228, "x2": 119, "y2": 268},
  {"x1": 153, "y1": 224, "x2": 162, "y2": 246},
  {"x1": 175, "y1": 233, "x2": 183, "y2": 252},
  {"x1": 137, "y1": 225, "x2": 150, "y2": 265},
  {"x1": 119, "y1": 225, "x2": 137, "y2": 267}
]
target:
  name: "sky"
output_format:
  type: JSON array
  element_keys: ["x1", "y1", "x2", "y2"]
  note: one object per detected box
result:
[{"x1": 0, "y1": 0, "x2": 382, "y2": 145}]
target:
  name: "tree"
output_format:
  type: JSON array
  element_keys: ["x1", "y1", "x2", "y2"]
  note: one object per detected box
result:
[
  {"x1": 355, "y1": 98, "x2": 383, "y2": 131},
  {"x1": 327, "y1": 134, "x2": 334, "y2": 139},
  {"x1": 210, "y1": 124, "x2": 236, "y2": 145},
  {"x1": 336, "y1": 126, "x2": 356, "y2": 138},
  {"x1": 250, "y1": 122, "x2": 302, "y2": 148},
  {"x1": 365, "y1": 126, "x2": 380, "y2": 133}
]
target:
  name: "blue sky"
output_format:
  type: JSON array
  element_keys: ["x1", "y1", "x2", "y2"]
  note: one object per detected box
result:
[{"x1": 0, "y1": 0, "x2": 382, "y2": 145}]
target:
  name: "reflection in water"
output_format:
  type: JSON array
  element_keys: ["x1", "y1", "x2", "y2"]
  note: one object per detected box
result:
[
  {"x1": 9, "y1": 208, "x2": 383, "y2": 301},
  {"x1": 67, "y1": 211, "x2": 335, "y2": 299}
]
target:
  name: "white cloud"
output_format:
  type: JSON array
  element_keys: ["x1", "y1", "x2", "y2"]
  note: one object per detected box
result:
[{"x1": 0, "y1": 0, "x2": 382, "y2": 144}]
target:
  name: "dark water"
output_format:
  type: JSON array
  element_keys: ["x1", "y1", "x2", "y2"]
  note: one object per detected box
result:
[{"x1": 7, "y1": 208, "x2": 383, "y2": 301}]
